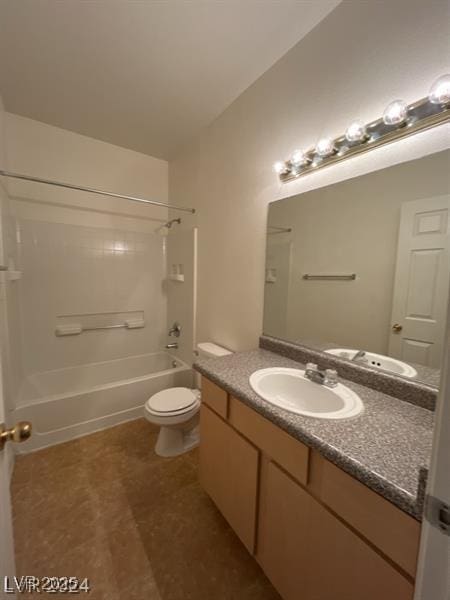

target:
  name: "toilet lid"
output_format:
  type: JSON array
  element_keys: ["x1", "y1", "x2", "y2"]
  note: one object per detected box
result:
[{"x1": 147, "y1": 387, "x2": 198, "y2": 414}]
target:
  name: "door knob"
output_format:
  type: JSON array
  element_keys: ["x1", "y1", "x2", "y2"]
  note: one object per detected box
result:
[
  {"x1": 392, "y1": 323, "x2": 403, "y2": 333},
  {"x1": 0, "y1": 421, "x2": 32, "y2": 451}
]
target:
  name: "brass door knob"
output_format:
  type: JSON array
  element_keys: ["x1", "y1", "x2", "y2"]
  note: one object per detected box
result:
[
  {"x1": 0, "y1": 421, "x2": 32, "y2": 451},
  {"x1": 392, "y1": 323, "x2": 403, "y2": 333}
]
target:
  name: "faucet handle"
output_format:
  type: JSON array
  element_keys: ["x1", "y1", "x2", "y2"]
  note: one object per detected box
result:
[
  {"x1": 324, "y1": 369, "x2": 338, "y2": 387},
  {"x1": 306, "y1": 362, "x2": 318, "y2": 372},
  {"x1": 169, "y1": 322, "x2": 182, "y2": 337}
]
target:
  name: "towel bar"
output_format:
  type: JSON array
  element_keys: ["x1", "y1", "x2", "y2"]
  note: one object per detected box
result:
[{"x1": 302, "y1": 274, "x2": 356, "y2": 281}]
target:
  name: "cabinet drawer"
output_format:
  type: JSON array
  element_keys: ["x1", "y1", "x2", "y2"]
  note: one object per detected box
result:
[
  {"x1": 229, "y1": 396, "x2": 309, "y2": 485},
  {"x1": 309, "y1": 451, "x2": 420, "y2": 577},
  {"x1": 258, "y1": 461, "x2": 413, "y2": 600},
  {"x1": 201, "y1": 376, "x2": 228, "y2": 418},
  {"x1": 199, "y1": 405, "x2": 259, "y2": 553}
]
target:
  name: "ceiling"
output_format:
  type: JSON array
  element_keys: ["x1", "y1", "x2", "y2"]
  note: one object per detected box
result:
[{"x1": 0, "y1": 0, "x2": 339, "y2": 159}]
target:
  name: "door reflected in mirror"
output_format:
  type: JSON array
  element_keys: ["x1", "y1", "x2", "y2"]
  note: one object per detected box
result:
[{"x1": 264, "y1": 150, "x2": 450, "y2": 388}]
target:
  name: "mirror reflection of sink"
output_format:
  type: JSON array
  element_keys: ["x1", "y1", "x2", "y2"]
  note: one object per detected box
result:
[
  {"x1": 249, "y1": 367, "x2": 363, "y2": 420},
  {"x1": 325, "y1": 348, "x2": 418, "y2": 378}
]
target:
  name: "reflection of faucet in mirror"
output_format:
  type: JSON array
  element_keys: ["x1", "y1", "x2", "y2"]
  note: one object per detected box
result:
[{"x1": 351, "y1": 350, "x2": 367, "y2": 363}]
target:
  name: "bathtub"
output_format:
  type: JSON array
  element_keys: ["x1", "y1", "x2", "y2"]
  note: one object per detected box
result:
[{"x1": 15, "y1": 352, "x2": 193, "y2": 452}]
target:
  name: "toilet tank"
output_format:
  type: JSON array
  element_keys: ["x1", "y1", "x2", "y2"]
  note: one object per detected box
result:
[
  {"x1": 197, "y1": 342, "x2": 233, "y2": 359},
  {"x1": 195, "y1": 343, "x2": 232, "y2": 389}
]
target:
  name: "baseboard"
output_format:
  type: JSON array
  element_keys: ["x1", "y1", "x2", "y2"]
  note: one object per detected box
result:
[{"x1": 6, "y1": 443, "x2": 15, "y2": 482}]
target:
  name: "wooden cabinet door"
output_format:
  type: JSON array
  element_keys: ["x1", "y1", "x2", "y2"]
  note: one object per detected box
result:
[
  {"x1": 199, "y1": 404, "x2": 259, "y2": 553},
  {"x1": 257, "y1": 460, "x2": 414, "y2": 600},
  {"x1": 201, "y1": 376, "x2": 228, "y2": 418}
]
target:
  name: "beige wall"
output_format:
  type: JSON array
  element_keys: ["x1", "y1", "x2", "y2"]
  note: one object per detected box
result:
[
  {"x1": 266, "y1": 151, "x2": 450, "y2": 354},
  {"x1": 5, "y1": 113, "x2": 168, "y2": 230},
  {"x1": 169, "y1": 0, "x2": 450, "y2": 353},
  {"x1": 0, "y1": 96, "x2": 24, "y2": 415}
]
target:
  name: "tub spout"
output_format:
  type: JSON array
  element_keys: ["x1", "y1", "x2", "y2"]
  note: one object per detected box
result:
[{"x1": 166, "y1": 342, "x2": 178, "y2": 349}]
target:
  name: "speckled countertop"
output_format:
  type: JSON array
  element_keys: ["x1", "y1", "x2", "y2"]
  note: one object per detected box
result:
[{"x1": 194, "y1": 348, "x2": 434, "y2": 521}]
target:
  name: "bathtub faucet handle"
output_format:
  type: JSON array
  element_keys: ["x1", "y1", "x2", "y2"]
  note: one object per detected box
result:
[{"x1": 168, "y1": 322, "x2": 181, "y2": 338}]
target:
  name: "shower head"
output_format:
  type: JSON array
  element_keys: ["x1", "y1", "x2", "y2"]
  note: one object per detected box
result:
[{"x1": 156, "y1": 217, "x2": 181, "y2": 236}]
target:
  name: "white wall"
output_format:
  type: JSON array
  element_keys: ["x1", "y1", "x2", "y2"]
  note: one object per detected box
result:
[
  {"x1": 0, "y1": 97, "x2": 23, "y2": 414},
  {"x1": 3, "y1": 114, "x2": 170, "y2": 378},
  {"x1": 166, "y1": 227, "x2": 197, "y2": 364},
  {"x1": 169, "y1": 0, "x2": 450, "y2": 352}
]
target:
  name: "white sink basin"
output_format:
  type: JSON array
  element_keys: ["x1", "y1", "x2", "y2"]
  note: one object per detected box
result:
[
  {"x1": 249, "y1": 367, "x2": 363, "y2": 420},
  {"x1": 325, "y1": 348, "x2": 417, "y2": 378}
]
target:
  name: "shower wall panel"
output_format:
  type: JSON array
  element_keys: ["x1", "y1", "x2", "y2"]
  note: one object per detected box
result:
[{"x1": 18, "y1": 219, "x2": 167, "y2": 374}]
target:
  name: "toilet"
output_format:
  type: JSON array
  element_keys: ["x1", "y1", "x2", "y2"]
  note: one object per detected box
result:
[{"x1": 144, "y1": 342, "x2": 232, "y2": 457}]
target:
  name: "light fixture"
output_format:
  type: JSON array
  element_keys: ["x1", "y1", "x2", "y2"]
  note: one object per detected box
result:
[
  {"x1": 345, "y1": 120, "x2": 368, "y2": 143},
  {"x1": 382, "y1": 99, "x2": 408, "y2": 126},
  {"x1": 273, "y1": 161, "x2": 288, "y2": 175},
  {"x1": 273, "y1": 74, "x2": 450, "y2": 182},
  {"x1": 290, "y1": 149, "x2": 310, "y2": 168},
  {"x1": 315, "y1": 138, "x2": 336, "y2": 158},
  {"x1": 429, "y1": 74, "x2": 450, "y2": 105}
]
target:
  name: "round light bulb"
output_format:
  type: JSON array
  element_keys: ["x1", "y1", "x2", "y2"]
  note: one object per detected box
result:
[
  {"x1": 315, "y1": 138, "x2": 336, "y2": 158},
  {"x1": 290, "y1": 149, "x2": 309, "y2": 167},
  {"x1": 345, "y1": 120, "x2": 368, "y2": 143},
  {"x1": 273, "y1": 161, "x2": 287, "y2": 175},
  {"x1": 382, "y1": 99, "x2": 408, "y2": 126},
  {"x1": 429, "y1": 74, "x2": 450, "y2": 105}
]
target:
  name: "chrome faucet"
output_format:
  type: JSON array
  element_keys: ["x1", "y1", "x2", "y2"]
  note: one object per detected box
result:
[
  {"x1": 304, "y1": 363, "x2": 338, "y2": 388},
  {"x1": 351, "y1": 350, "x2": 367, "y2": 363},
  {"x1": 168, "y1": 322, "x2": 181, "y2": 338},
  {"x1": 166, "y1": 342, "x2": 178, "y2": 349}
]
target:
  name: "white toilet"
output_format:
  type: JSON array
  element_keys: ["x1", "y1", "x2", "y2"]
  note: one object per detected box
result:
[{"x1": 144, "y1": 342, "x2": 232, "y2": 457}]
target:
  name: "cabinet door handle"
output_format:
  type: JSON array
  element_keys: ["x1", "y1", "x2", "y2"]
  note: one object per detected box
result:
[{"x1": 392, "y1": 323, "x2": 403, "y2": 333}]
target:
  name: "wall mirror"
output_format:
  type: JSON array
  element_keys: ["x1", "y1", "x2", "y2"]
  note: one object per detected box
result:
[{"x1": 263, "y1": 149, "x2": 449, "y2": 388}]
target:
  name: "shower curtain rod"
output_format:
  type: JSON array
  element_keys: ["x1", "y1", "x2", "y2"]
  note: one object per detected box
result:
[{"x1": 0, "y1": 169, "x2": 196, "y2": 214}]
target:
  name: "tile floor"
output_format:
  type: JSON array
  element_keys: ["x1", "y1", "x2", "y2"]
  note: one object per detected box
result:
[{"x1": 11, "y1": 418, "x2": 280, "y2": 599}]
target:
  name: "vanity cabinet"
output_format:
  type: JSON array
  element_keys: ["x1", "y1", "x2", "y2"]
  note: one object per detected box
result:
[
  {"x1": 258, "y1": 459, "x2": 413, "y2": 600},
  {"x1": 200, "y1": 376, "x2": 420, "y2": 600},
  {"x1": 199, "y1": 404, "x2": 258, "y2": 552}
]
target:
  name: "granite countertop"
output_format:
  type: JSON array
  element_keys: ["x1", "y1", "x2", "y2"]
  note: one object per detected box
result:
[{"x1": 194, "y1": 348, "x2": 434, "y2": 521}]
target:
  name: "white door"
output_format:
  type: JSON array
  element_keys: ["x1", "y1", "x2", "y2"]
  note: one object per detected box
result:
[
  {"x1": 414, "y1": 295, "x2": 450, "y2": 600},
  {"x1": 389, "y1": 196, "x2": 450, "y2": 368},
  {"x1": 0, "y1": 279, "x2": 16, "y2": 598}
]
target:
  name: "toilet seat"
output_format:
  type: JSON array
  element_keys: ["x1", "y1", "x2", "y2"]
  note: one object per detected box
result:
[{"x1": 145, "y1": 387, "x2": 200, "y2": 417}]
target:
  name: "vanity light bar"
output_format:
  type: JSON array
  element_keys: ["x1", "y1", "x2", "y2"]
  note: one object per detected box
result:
[{"x1": 274, "y1": 74, "x2": 450, "y2": 182}]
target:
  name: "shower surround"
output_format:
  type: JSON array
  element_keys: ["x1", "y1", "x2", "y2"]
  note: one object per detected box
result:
[
  {"x1": 18, "y1": 220, "x2": 168, "y2": 373},
  {"x1": 9, "y1": 218, "x2": 198, "y2": 451},
  {"x1": 0, "y1": 112, "x2": 199, "y2": 452}
]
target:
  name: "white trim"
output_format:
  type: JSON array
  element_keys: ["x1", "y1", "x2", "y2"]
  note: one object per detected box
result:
[{"x1": 414, "y1": 292, "x2": 450, "y2": 599}]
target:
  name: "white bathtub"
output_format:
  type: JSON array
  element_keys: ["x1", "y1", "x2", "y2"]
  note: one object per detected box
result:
[{"x1": 15, "y1": 352, "x2": 193, "y2": 452}]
